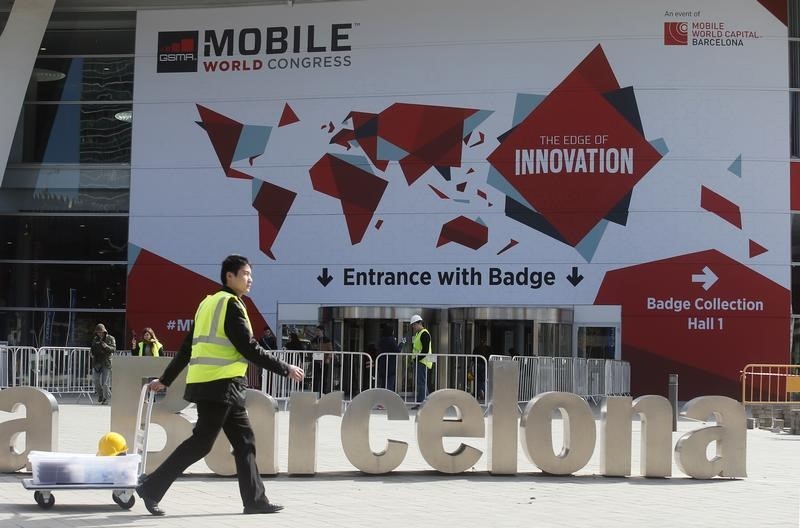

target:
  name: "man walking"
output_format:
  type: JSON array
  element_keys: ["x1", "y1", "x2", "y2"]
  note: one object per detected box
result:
[
  {"x1": 90, "y1": 323, "x2": 115, "y2": 404},
  {"x1": 136, "y1": 255, "x2": 304, "y2": 516}
]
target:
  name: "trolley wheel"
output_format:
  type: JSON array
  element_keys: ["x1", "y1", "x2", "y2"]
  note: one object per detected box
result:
[
  {"x1": 112, "y1": 491, "x2": 136, "y2": 509},
  {"x1": 33, "y1": 490, "x2": 55, "y2": 509}
]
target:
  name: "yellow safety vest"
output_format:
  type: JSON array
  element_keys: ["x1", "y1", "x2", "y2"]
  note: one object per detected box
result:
[
  {"x1": 136, "y1": 341, "x2": 161, "y2": 357},
  {"x1": 186, "y1": 291, "x2": 249, "y2": 384},
  {"x1": 412, "y1": 328, "x2": 434, "y2": 369}
]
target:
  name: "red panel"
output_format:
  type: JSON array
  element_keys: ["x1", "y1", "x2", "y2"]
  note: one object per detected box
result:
[
  {"x1": 595, "y1": 250, "x2": 790, "y2": 399},
  {"x1": 756, "y1": 0, "x2": 788, "y2": 25},
  {"x1": 127, "y1": 250, "x2": 267, "y2": 352},
  {"x1": 791, "y1": 161, "x2": 800, "y2": 211}
]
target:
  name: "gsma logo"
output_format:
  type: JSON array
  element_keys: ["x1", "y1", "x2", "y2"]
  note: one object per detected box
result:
[
  {"x1": 157, "y1": 31, "x2": 199, "y2": 73},
  {"x1": 664, "y1": 22, "x2": 688, "y2": 45}
]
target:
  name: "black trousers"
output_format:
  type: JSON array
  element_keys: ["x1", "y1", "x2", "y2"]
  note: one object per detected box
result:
[
  {"x1": 140, "y1": 400, "x2": 269, "y2": 508},
  {"x1": 312, "y1": 360, "x2": 332, "y2": 395}
]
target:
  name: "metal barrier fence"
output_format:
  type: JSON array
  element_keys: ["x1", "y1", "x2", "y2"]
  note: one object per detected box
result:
[
  {"x1": 2, "y1": 345, "x2": 630, "y2": 406},
  {"x1": 376, "y1": 353, "x2": 488, "y2": 405},
  {"x1": 741, "y1": 363, "x2": 800, "y2": 406},
  {"x1": 514, "y1": 356, "x2": 629, "y2": 404},
  {"x1": 587, "y1": 358, "x2": 607, "y2": 401},
  {"x1": 264, "y1": 350, "x2": 373, "y2": 402},
  {"x1": 0, "y1": 346, "x2": 95, "y2": 401},
  {"x1": 263, "y1": 350, "x2": 629, "y2": 406},
  {"x1": 0, "y1": 346, "x2": 38, "y2": 388},
  {"x1": 264, "y1": 351, "x2": 488, "y2": 405},
  {"x1": 607, "y1": 359, "x2": 630, "y2": 396},
  {"x1": 36, "y1": 347, "x2": 95, "y2": 401}
]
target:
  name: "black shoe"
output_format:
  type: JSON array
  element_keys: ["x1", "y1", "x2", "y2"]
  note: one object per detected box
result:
[
  {"x1": 136, "y1": 484, "x2": 165, "y2": 516},
  {"x1": 243, "y1": 503, "x2": 284, "y2": 514}
]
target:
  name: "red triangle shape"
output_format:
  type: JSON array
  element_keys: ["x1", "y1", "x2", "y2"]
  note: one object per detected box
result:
[
  {"x1": 756, "y1": 0, "x2": 787, "y2": 25},
  {"x1": 278, "y1": 103, "x2": 300, "y2": 127},
  {"x1": 748, "y1": 239, "x2": 768, "y2": 258}
]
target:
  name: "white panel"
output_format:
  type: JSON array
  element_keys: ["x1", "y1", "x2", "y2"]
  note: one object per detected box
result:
[
  {"x1": 130, "y1": 0, "x2": 790, "y2": 322},
  {"x1": 573, "y1": 306, "x2": 621, "y2": 325},
  {"x1": 278, "y1": 303, "x2": 322, "y2": 324}
]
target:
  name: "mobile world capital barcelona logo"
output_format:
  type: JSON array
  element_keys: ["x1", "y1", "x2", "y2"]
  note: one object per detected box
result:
[
  {"x1": 663, "y1": 20, "x2": 759, "y2": 47},
  {"x1": 486, "y1": 45, "x2": 667, "y2": 262}
]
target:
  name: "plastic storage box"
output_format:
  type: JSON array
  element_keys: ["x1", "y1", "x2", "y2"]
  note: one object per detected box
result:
[{"x1": 28, "y1": 451, "x2": 140, "y2": 486}]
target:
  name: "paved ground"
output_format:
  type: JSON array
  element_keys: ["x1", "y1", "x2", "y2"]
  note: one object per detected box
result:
[{"x1": 0, "y1": 399, "x2": 798, "y2": 528}]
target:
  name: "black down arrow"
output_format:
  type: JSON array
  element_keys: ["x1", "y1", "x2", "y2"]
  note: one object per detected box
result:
[
  {"x1": 566, "y1": 266, "x2": 584, "y2": 287},
  {"x1": 317, "y1": 267, "x2": 333, "y2": 287}
]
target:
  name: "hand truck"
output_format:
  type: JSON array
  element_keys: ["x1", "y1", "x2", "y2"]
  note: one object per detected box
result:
[{"x1": 22, "y1": 384, "x2": 156, "y2": 510}]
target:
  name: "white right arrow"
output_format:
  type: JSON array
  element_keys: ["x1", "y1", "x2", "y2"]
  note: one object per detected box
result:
[{"x1": 691, "y1": 266, "x2": 718, "y2": 291}]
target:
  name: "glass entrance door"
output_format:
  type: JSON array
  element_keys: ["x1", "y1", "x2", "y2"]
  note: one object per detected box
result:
[{"x1": 576, "y1": 326, "x2": 618, "y2": 359}]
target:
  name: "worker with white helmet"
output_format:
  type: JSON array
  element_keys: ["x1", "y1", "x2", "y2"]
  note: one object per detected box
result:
[{"x1": 409, "y1": 314, "x2": 433, "y2": 408}]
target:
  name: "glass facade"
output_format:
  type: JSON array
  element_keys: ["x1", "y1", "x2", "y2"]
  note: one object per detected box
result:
[
  {"x1": 792, "y1": 0, "x2": 800, "y2": 365},
  {"x1": 18, "y1": 102, "x2": 132, "y2": 164},
  {"x1": 537, "y1": 322, "x2": 572, "y2": 357},
  {"x1": 0, "y1": 13, "x2": 134, "y2": 347}
]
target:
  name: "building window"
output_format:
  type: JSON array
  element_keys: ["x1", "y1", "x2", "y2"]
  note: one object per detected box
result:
[
  {"x1": 790, "y1": 0, "x2": 800, "y2": 366},
  {"x1": 17, "y1": 102, "x2": 132, "y2": 163},
  {"x1": 0, "y1": 16, "x2": 134, "y2": 347}
]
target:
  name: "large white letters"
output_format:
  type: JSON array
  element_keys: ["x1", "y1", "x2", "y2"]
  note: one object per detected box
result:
[
  {"x1": 674, "y1": 396, "x2": 747, "y2": 478},
  {"x1": 341, "y1": 388, "x2": 408, "y2": 474},
  {"x1": 0, "y1": 387, "x2": 58, "y2": 472},
  {"x1": 1, "y1": 360, "x2": 748, "y2": 479}
]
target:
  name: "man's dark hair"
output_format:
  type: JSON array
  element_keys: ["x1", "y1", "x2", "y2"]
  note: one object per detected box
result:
[{"x1": 220, "y1": 254, "x2": 250, "y2": 285}]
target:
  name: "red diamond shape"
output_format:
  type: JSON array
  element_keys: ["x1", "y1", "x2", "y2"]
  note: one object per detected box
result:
[{"x1": 487, "y1": 48, "x2": 662, "y2": 247}]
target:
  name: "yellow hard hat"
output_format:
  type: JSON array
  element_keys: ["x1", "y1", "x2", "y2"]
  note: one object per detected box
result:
[{"x1": 97, "y1": 432, "x2": 128, "y2": 456}]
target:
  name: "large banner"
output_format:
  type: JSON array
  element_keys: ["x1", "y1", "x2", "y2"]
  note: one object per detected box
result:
[{"x1": 130, "y1": 0, "x2": 790, "y2": 397}]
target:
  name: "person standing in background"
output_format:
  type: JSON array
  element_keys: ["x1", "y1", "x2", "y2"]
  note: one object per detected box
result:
[
  {"x1": 409, "y1": 315, "x2": 433, "y2": 408},
  {"x1": 131, "y1": 327, "x2": 162, "y2": 357},
  {"x1": 311, "y1": 324, "x2": 333, "y2": 395},
  {"x1": 258, "y1": 327, "x2": 277, "y2": 350},
  {"x1": 285, "y1": 331, "x2": 304, "y2": 351},
  {"x1": 90, "y1": 323, "x2": 116, "y2": 404},
  {"x1": 377, "y1": 323, "x2": 399, "y2": 392}
]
